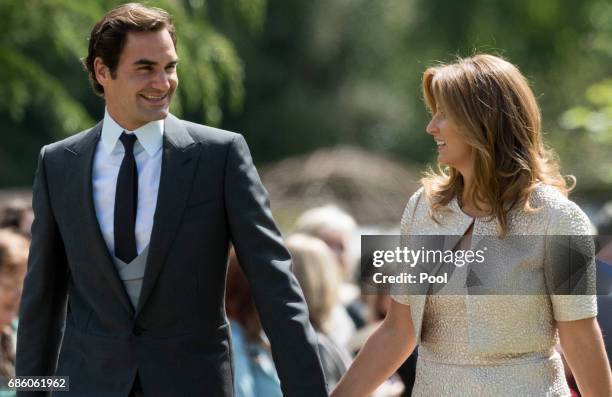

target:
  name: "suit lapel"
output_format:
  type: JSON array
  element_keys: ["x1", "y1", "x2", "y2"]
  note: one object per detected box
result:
[
  {"x1": 136, "y1": 114, "x2": 200, "y2": 317},
  {"x1": 63, "y1": 121, "x2": 135, "y2": 316}
]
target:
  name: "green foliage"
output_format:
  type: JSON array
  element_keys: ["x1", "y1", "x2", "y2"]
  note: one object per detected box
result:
[
  {"x1": 557, "y1": 0, "x2": 612, "y2": 186},
  {"x1": 3, "y1": 0, "x2": 612, "y2": 194},
  {"x1": 217, "y1": 0, "x2": 610, "y2": 193},
  {"x1": 560, "y1": 79, "x2": 612, "y2": 185}
]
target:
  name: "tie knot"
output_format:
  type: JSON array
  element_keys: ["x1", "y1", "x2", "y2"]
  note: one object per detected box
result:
[{"x1": 119, "y1": 132, "x2": 137, "y2": 152}]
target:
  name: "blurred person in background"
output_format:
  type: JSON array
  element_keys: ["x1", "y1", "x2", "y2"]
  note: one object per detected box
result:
[
  {"x1": 0, "y1": 229, "x2": 28, "y2": 395},
  {"x1": 285, "y1": 234, "x2": 353, "y2": 389},
  {"x1": 225, "y1": 249, "x2": 282, "y2": 397},
  {"x1": 0, "y1": 199, "x2": 33, "y2": 239},
  {"x1": 294, "y1": 205, "x2": 366, "y2": 343},
  {"x1": 294, "y1": 205, "x2": 357, "y2": 280},
  {"x1": 332, "y1": 54, "x2": 612, "y2": 397}
]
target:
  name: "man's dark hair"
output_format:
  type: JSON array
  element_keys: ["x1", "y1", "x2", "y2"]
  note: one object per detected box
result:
[{"x1": 83, "y1": 3, "x2": 177, "y2": 96}]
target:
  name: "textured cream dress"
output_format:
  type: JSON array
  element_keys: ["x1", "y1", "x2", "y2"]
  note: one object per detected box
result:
[{"x1": 391, "y1": 184, "x2": 598, "y2": 397}]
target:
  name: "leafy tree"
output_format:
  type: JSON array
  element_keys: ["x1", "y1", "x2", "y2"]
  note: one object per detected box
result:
[
  {"x1": 216, "y1": 0, "x2": 609, "y2": 194},
  {"x1": 559, "y1": 0, "x2": 612, "y2": 189}
]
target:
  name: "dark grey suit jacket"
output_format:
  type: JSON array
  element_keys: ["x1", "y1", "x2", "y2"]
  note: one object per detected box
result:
[{"x1": 16, "y1": 114, "x2": 328, "y2": 397}]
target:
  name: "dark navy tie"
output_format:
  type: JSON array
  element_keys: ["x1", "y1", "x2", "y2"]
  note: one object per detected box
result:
[{"x1": 114, "y1": 132, "x2": 138, "y2": 263}]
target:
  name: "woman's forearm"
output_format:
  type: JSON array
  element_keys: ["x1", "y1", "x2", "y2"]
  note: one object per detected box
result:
[
  {"x1": 558, "y1": 317, "x2": 612, "y2": 397},
  {"x1": 331, "y1": 301, "x2": 416, "y2": 397}
]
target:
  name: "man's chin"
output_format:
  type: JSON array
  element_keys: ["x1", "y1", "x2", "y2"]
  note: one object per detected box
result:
[{"x1": 141, "y1": 107, "x2": 170, "y2": 122}]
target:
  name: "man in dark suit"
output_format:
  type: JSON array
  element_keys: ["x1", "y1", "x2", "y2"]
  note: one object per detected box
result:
[{"x1": 16, "y1": 3, "x2": 327, "y2": 396}]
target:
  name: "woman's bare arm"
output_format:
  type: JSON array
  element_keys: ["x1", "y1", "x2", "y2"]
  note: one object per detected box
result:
[
  {"x1": 558, "y1": 317, "x2": 612, "y2": 397},
  {"x1": 331, "y1": 299, "x2": 416, "y2": 397}
]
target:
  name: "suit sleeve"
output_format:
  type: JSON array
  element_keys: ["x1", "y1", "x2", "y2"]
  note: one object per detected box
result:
[
  {"x1": 223, "y1": 134, "x2": 328, "y2": 397},
  {"x1": 16, "y1": 147, "x2": 70, "y2": 389}
]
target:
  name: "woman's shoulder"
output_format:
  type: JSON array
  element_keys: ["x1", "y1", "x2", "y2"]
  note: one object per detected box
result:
[
  {"x1": 400, "y1": 187, "x2": 427, "y2": 233},
  {"x1": 406, "y1": 187, "x2": 426, "y2": 211},
  {"x1": 529, "y1": 183, "x2": 583, "y2": 216},
  {"x1": 529, "y1": 184, "x2": 593, "y2": 234},
  {"x1": 530, "y1": 183, "x2": 572, "y2": 209}
]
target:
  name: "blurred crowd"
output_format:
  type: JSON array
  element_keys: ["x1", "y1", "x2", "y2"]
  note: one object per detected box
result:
[
  {"x1": 0, "y1": 198, "x2": 32, "y2": 396},
  {"x1": 0, "y1": 195, "x2": 610, "y2": 396}
]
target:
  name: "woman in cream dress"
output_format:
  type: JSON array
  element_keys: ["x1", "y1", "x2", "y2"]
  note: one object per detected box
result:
[{"x1": 331, "y1": 54, "x2": 612, "y2": 397}]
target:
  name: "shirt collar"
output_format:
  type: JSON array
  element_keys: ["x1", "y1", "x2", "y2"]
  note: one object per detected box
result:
[{"x1": 101, "y1": 108, "x2": 164, "y2": 156}]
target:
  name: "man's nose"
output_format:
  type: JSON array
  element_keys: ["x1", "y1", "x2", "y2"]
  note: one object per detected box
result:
[{"x1": 151, "y1": 70, "x2": 171, "y2": 91}]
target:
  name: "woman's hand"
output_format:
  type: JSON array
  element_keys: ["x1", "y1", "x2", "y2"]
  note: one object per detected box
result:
[
  {"x1": 331, "y1": 299, "x2": 416, "y2": 397},
  {"x1": 558, "y1": 317, "x2": 612, "y2": 397}
]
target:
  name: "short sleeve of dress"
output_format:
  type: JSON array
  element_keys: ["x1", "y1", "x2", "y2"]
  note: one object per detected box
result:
[
  {"x1": 391, "y1": 188, "x2": 424, "y2": 306},
  {"x1": 545, "y1": 199, "x2": 598, "y2": 322}
]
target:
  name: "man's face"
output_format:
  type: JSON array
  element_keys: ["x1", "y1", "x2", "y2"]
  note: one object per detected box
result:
[{"x1": 95, "y1": 29, "x2": 178, "y2": 130}]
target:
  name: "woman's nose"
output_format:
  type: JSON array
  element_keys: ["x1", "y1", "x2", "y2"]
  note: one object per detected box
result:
[{"x1": 426, "y1": 118, "x2": 437, "y2": 135}]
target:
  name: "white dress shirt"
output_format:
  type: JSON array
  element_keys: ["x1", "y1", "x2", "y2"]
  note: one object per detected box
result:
[{"x1": 92, "y1": 109, "x2": 164, "y2": 257}]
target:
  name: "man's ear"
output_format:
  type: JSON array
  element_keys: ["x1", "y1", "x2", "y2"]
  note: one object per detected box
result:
[{"x1": 94, "y1": 57, "x2": 111, "y2": 88}]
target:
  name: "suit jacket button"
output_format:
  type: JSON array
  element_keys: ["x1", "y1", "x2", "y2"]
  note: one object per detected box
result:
[{"x1": 133, "y1": 325, "x2": 145, "y2": 336}]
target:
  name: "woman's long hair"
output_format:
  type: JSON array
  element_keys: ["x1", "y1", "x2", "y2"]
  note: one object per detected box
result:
[
  {"x1": 286, "y1": 234, "x2": 341, "y2": 333},
  {"x1": 421, "y1": 54, "x2": 573, "y2": 235}
]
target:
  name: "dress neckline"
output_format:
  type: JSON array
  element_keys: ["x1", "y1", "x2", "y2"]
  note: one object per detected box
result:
[{"x1": 449, "y1": 196, "x2": 491, "y2": 222}]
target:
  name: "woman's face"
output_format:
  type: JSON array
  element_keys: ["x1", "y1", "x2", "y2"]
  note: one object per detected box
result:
[{"x1": 426, "y1": 109, "x2": 473, "y2": 173}]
